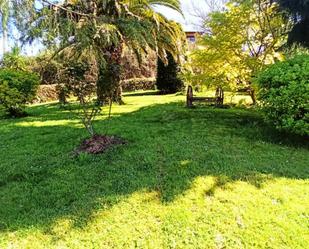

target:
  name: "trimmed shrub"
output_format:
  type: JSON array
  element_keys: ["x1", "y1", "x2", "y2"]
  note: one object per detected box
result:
[
  {"x1": 122, "y1": 78, "x2": 156, "y2": 92},
  {"x1": 0, "y1": 69, "x2": 40, "y2": 116},
  {"x1": 256, "y1": 54, "x2": 309, "y2": 136},
  {"x1": 156, "y1": 52, "x2": 184, "y2": 94},
  {"x1": 33, "y1": 78, "x2": 155, "y2": 104}
]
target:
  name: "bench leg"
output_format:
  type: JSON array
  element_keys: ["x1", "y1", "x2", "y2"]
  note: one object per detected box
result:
[{"x1": 187, "y1": 86, "x2": 194, "y2": 108}]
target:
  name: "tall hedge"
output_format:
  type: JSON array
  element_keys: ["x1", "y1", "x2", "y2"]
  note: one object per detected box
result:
[
  {"x1": 156, "y1": 52, "x2": 184, "y2": 94},
  {"x1": 256, "y1": 54, "x2": 309, "y2": 136}
]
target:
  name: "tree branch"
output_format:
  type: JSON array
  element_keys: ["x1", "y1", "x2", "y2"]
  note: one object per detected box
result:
[{"x1": 41, "y1": 0, "x2": 92, "y2": 18}]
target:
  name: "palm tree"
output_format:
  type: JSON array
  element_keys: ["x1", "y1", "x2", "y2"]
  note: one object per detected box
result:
[{"x1": 17, "y1": 0, "x2": 185, "y2": 103}]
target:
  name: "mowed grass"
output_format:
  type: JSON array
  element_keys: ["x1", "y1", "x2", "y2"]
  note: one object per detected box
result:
[{"x1": 0, "y1": 93, "x2": 308, "y2": 248}]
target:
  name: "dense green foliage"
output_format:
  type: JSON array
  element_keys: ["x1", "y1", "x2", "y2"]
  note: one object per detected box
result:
[
  {"x1": 256, "y1": 54, "x2": 309, "y2": 135},
  {"x1": 35, "y1": 54, "x2": 62, "y2": 85},
  {"x1": 156, "y1": 52, "x2": 184, "y2": 93},
  {"x1": 1, "y1": 47, "x2": 28, "y2": 70},
  {"x1": 0, "y1": 94, "x2": 308, "y2": 248},
  {"x1": 0, "y1": 69, "x2": 39, "y2": 116}
]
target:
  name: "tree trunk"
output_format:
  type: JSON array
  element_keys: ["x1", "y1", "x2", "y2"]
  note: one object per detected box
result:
[
  {"x1": 57, "y1": 84, "x2": 68, "y2": 107},
  {"x1": 249, "y1": 88, "x2": 257, "y2": 105},
  {"x1": 215, "y1": 86, "x2": 224, "y2": 106},
  {"x1": 2, "y1": 28, "x2": 7, "y2": 55},
  {"x1": 186, "y1": 85, "x2": 194, "y2": 108}
]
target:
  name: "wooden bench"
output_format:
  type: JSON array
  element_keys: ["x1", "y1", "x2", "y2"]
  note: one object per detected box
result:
[{"x1": 186, "y1": 86, "x2": 224, "y2": 108}]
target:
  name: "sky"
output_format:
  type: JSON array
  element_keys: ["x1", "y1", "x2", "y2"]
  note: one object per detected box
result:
[
  {"x1": 156, "y1": 0, "x2": 210, "y2": 31},
  {"x1": 1, "y1": 0, "x2": 211, "y2": 56}
]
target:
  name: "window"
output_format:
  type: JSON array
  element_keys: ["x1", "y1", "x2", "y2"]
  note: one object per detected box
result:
[{"x1": 188, "y1": 36, "x2": 196, "y2": 43}]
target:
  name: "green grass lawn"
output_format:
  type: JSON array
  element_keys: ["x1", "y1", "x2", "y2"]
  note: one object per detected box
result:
[{"x1": 0, "y1": 93, "x2": 308, "y2": 248}]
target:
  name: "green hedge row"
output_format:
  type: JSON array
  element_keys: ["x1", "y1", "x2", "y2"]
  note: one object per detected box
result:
[{"x1": 122, "y1": 78, "x2": 156, "y2": 92}]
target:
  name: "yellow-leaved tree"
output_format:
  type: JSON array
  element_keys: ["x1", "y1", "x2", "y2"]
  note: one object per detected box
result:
[{"x1": 185, "y1": 0, "x2": 291, "y2": 104}]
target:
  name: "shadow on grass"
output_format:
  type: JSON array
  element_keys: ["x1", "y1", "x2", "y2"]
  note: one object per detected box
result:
[{"x1": 0, "y1": 101, "x2": 308, "y2": 232}]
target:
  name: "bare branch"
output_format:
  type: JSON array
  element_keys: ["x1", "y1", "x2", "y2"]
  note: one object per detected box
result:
[{"x1": 41, "y1": 0, "x2": 92, "y2": 18}]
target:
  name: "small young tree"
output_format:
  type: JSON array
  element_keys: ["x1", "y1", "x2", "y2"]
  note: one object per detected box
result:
[
  {"x1": 62, "y1": 59, "x2": 100, "y2": 137},
  {"x1": 156, "y1": 52, "x2": 184, "y2": 94},
  {"x1": 33, "y1": 52, "x2": 71, "y2": 106}
]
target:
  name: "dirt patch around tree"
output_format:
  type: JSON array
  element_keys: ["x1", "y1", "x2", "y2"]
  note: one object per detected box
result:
[{"x1": 76, "y1": 135, "x2": 126, "y2": 155}]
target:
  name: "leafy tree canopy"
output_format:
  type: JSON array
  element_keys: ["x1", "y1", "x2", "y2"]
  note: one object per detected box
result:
[{"x1": 185, "y1": 0, "x2": 290, "y2": 103}]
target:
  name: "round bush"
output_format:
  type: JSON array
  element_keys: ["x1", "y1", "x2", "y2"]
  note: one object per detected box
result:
[
  {"x1": 256, "y1": 54, "x2": 309, "y2": 136},
  {"x1": 0, "y1": 69, "x2": 40, "y2": 116}
]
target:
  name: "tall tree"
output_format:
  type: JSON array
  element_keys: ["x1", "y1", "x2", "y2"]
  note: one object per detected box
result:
[
  {"x1": 187, "y1": 0, "x2": 290, "y2": 104},
  {"x1": 0, "y1": 0, "x2": 9, "y2": 55},
  {"x1": 276, "y1": 0, "x2": 309, "y2": 47},
  {"x1": 14, "y1": 0, "x2": 184, "y2": 104},
  {"x1": 156, "y1": 51, "x2": 184, "y2": 94}
]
